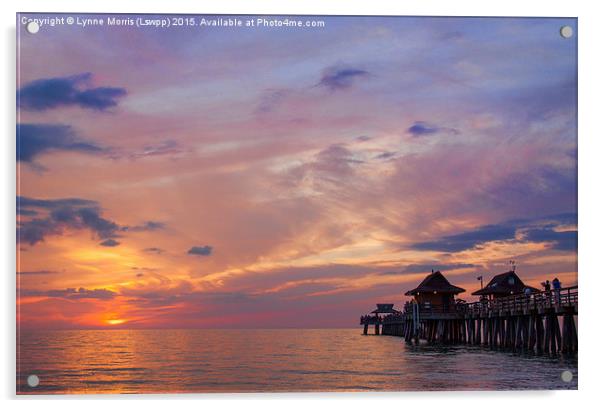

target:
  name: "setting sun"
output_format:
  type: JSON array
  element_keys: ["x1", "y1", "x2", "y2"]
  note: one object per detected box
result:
[{"x1": 106, "y1": 319, "x2": 126, "y2": 325}]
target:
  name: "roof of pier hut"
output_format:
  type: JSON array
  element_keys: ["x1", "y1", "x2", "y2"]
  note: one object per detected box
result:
[
  {"x1": 472, "y1": 270, "x2": 540, "y2": 296},
  {"x1": 370, "y1": 304, "x2": 399, "y2": 314},
  {"x1": 404, "y1": 271, "x2": 466, "y2": 296}
]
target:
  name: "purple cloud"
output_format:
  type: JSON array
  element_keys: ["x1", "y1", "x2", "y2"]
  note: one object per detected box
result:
[
  {"x1": 21, "y1": 287, "x2": 117, "y2": 300},
  {"x1": 18, "y1": 73, "x2": 126, "y2": 111},
  {"x1": 99, "y1": 239, "x2": 120, "y2": 247},
  {"x1": 188, "y1": 246, "x2": 213, "y2": 256},
  {"x1": 318, "y1": 65, "x2": 369, "y2": 91},
  {"x1": 17, "y1": 124, "x2": 103, "y2": 163}
]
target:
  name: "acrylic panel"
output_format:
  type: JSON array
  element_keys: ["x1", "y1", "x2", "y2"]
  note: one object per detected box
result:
[{"x1": 16, "y1": 13, "x2": 578, "y2": 394}]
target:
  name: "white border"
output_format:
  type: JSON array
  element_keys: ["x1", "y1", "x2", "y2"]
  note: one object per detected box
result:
[{"x1": 3, "y1": 0, "x2": 601, "y2": 406}]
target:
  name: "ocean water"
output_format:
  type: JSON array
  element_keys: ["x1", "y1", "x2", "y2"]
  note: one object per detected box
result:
[{"x1": 17, "y1": 328, "x2": 577, "y2": 394}]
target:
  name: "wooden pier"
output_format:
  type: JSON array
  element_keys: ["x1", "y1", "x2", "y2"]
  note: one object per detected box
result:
[{"x1": 360, "y1": 271, "x2": 577, "y2": 355}]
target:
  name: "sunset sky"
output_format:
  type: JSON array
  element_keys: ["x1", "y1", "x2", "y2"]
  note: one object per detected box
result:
[{"x1": 17, "y1": 15, "x2": 577, "y2": 329}]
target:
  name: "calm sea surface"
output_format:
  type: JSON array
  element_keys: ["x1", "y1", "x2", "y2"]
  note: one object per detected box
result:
[{"x1": 17, "y1": 329, "x2": 577, "y2": 394}]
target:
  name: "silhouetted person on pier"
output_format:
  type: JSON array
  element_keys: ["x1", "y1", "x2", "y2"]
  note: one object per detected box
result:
[
  {"x1": 523, "y1": 287, "x2": 532, "y2": 306},
  {"x1": 552, "y1": 278, "x2": 562, "y2": 304},
  {"x1": 540, "y1": 280, "x2": 552, "y2": 305}
]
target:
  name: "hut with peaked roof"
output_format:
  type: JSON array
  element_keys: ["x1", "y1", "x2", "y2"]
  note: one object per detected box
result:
[
  {"x1": 360, "y1": 304, "x2": 399, "y2": 335},
  {"x1": 370, "y1": 303, "x2": 399, "y2": 316},
  {"x1": 405, "y1": 271, "x2": 465, "y2": 310},
  {"x1": 472, "y1": 270, "x2": 540, "y2": 299}
]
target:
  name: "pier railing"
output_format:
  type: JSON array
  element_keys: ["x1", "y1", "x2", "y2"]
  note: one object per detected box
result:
[
  {"x1": 461, "y1": 285, "x2": 578, "y2": 316},
  {"x1": 360, "y1": 315, "x2": 382, "y2": 324}
]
